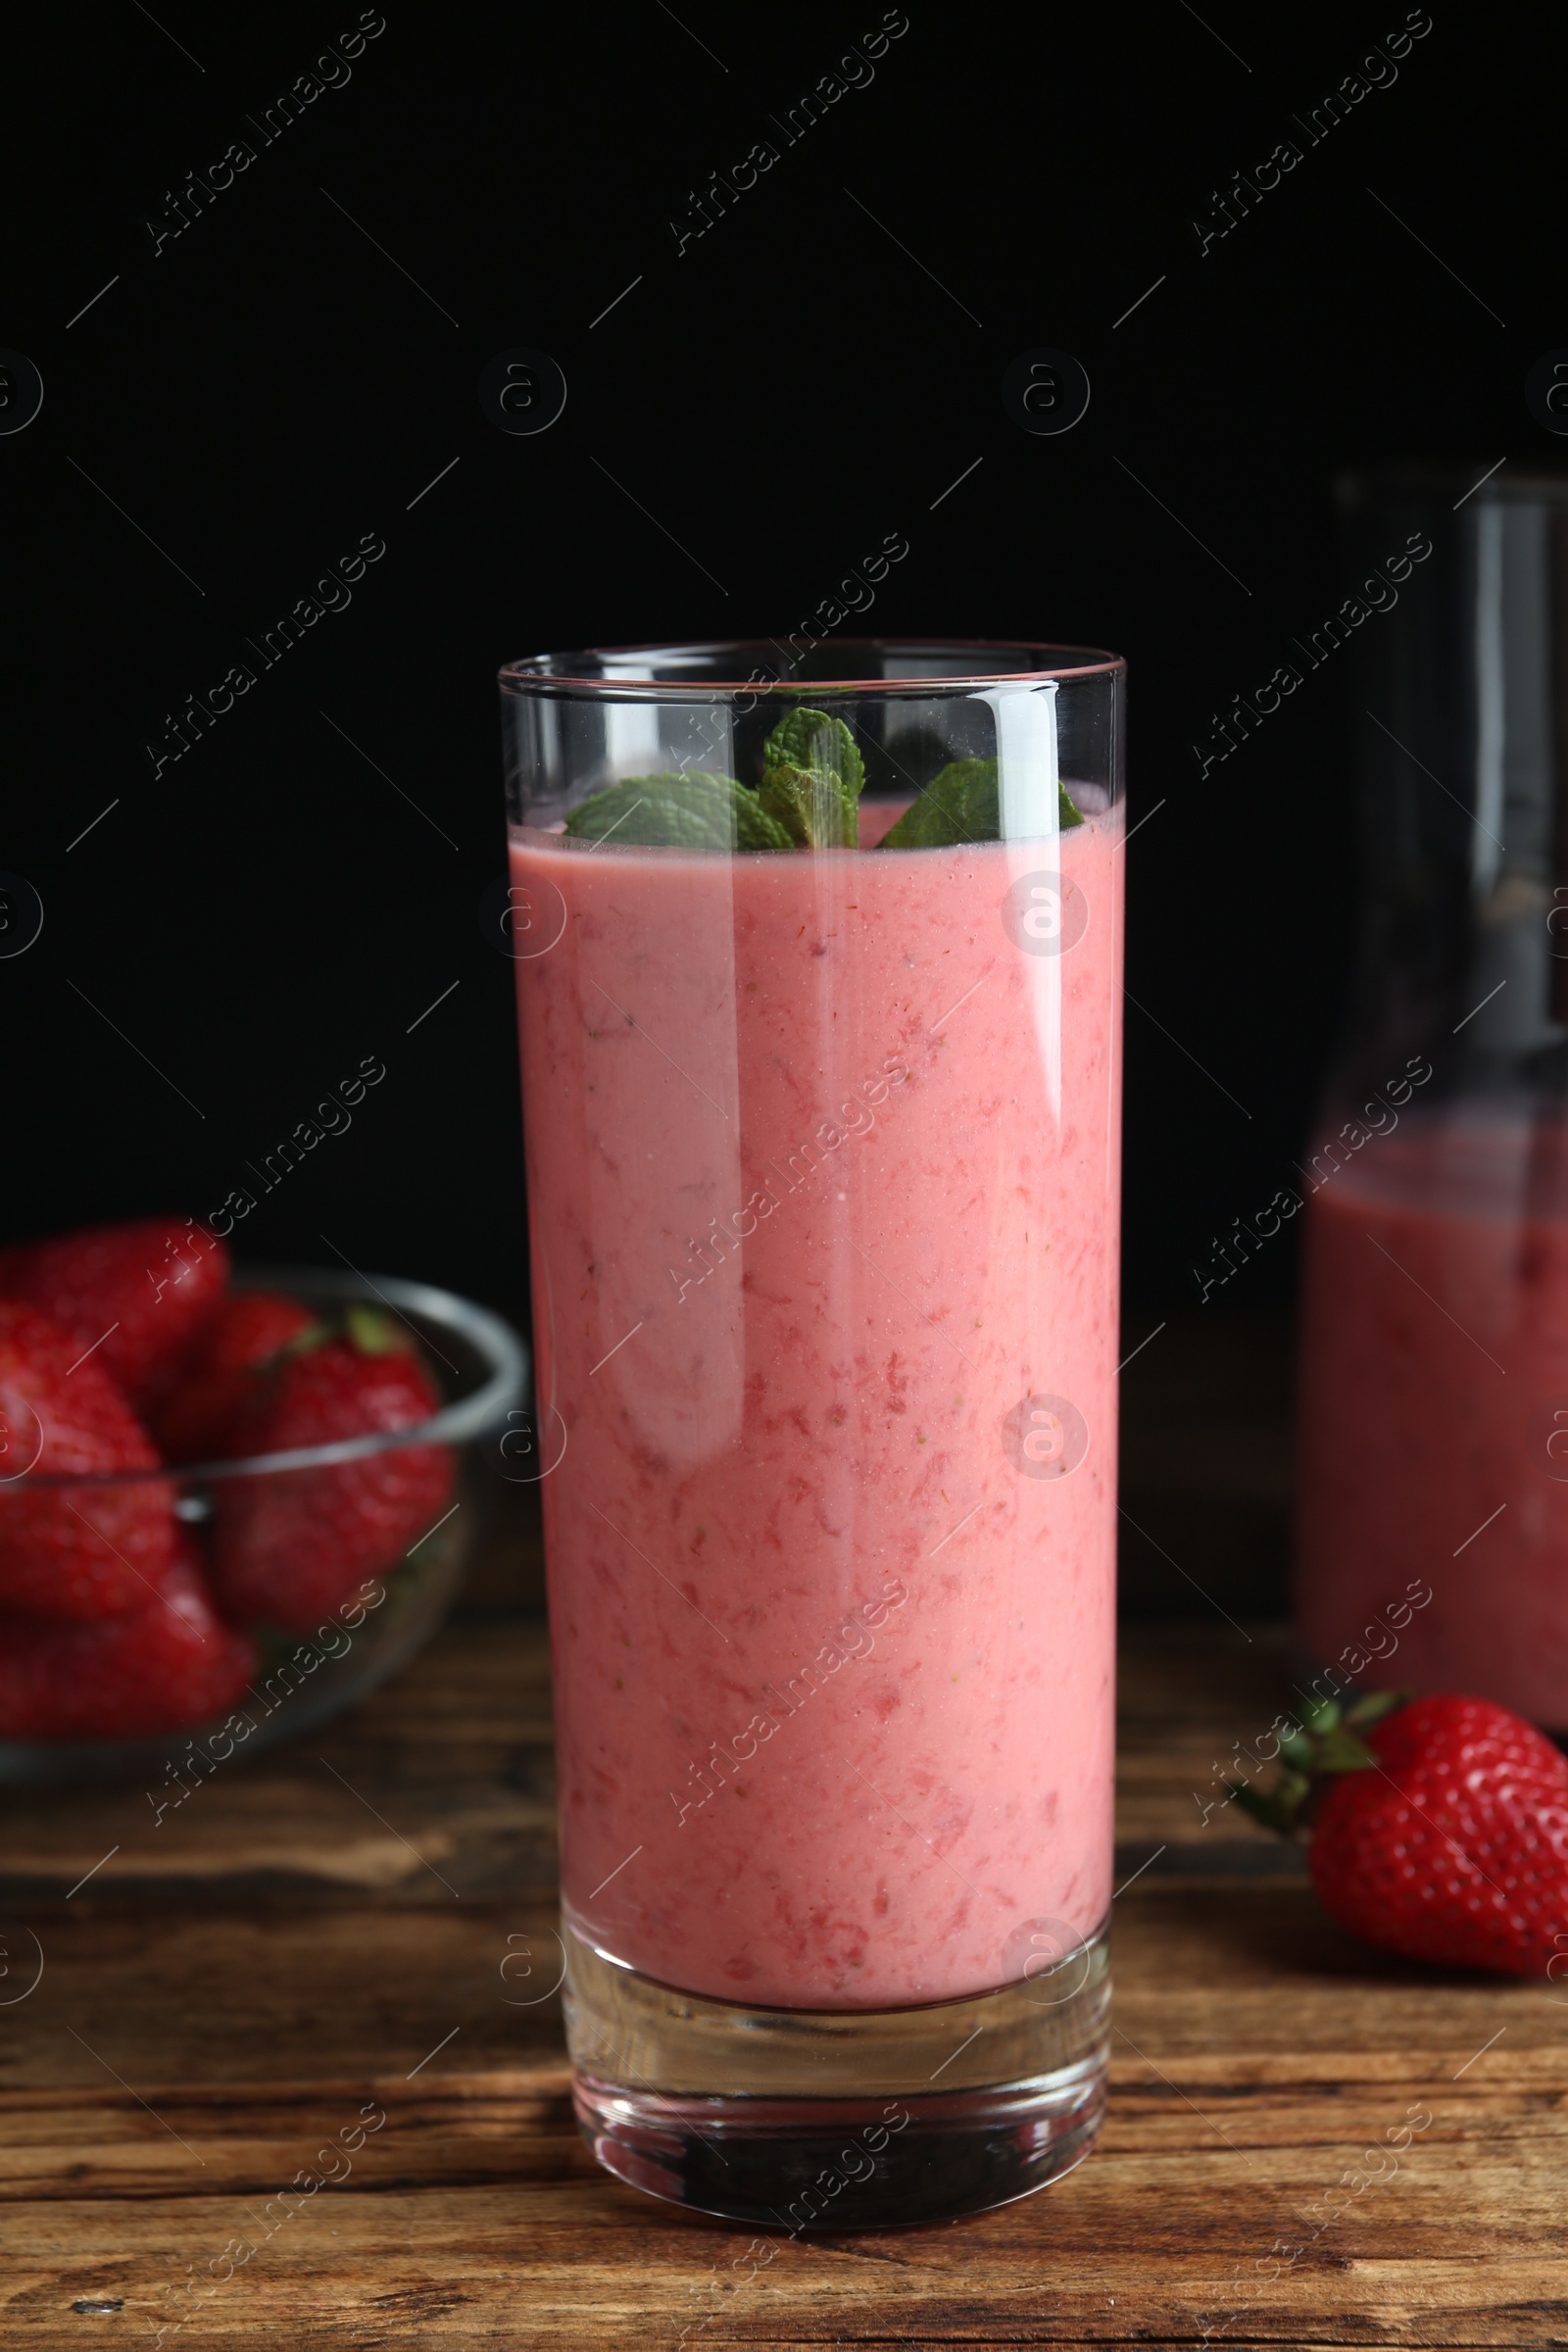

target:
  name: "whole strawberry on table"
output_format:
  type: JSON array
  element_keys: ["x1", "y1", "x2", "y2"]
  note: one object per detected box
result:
[
  {"x1": 1234, "y1": 1689, "x2": 1568, "y2": 1980},
  {"x1": 0, "y1": 1216, "x2": 454, "y2": 1743}
]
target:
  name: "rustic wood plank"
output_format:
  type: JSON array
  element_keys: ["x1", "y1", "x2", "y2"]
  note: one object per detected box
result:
[
  {"x1": 0, "y1": 1610, "x2": 557, "y2": 1904},
  {"x1": 2, "y1": 1886, "x2": 1559, "y2": 2343},
  {"x1": 1, "y1": 1578, "x2": 1562, "y2": 2348},
  {"x1": 6, "y1": 2121, "x2": 1568, "y2": 2350}
]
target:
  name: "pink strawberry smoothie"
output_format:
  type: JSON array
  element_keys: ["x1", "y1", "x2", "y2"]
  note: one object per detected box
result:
[
  {"x1": 511, "y1": 803, "x2": 1122, "y2": 2007},
  {"x1": 1297, "y1": 1114, "x2": 1568, "y2": 1729}
]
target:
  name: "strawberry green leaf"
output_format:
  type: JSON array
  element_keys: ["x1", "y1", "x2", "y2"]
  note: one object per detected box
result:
[
  {"x1": 345, "y1": 1304, "x2": 409, "y2": 1356},
  {"x1": 1225, "y1": 1692, "x2": 1409, "y2": 1845},
  {"x1": 1312, "y1": 1728, "x2": 1378, "y2": 1775},
  {"x1": 1228, "y1": 1769, "x2": 1312, "y2": 1836},
  {"x1": 1343, "y1": 1689, "x2": 1407, "y2": 1731},
  {"x1": 281, "y1": 1319, "x2": 331, "y2": 1360}
]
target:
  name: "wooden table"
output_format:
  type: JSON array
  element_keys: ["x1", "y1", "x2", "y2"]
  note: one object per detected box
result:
[{"x1": 3, "y1": 1516, "x2": 1562, "y2": 2347}]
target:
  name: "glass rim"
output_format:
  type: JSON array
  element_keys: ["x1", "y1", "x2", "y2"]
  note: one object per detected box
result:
[
  {"x1": 498, "y1": 637, "x2": 1125, "y2": 697},
  {"x1": 0, "y1": 1266, "x2": 527, "y2": 1493}
]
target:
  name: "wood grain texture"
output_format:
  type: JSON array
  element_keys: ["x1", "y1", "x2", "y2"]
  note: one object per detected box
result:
[{"x1": 0, "y1": 1524, "x2": 1559, "y2": 2348}]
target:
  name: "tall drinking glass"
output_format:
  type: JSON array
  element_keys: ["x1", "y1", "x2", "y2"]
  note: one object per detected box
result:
[{"x1": 499, "y1": 641, "x2": 1125, "y2": 2225}]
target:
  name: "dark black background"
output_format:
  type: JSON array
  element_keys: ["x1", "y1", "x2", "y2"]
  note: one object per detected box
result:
[{"x1": 3, "y1": 0, "x2": 1560, "y2": 1334}]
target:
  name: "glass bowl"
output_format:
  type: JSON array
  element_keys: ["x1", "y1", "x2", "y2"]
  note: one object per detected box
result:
[{"x1": 0, "y1": 1266, "x2": 527, "y2": 1785}]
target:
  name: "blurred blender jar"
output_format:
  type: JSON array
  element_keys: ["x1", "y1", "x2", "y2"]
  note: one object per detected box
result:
[{"x1": 1296, "y1": 467, "x2": 1568, "y2": 1728}]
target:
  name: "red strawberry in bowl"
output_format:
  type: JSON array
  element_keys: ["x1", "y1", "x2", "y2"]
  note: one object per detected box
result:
[
  {"x1": 210, "y1": 1304, "x2": 455, "y2": 1633},
  {"x1": 0, "y1": 1300, "x2": 177, "y2": 1619},
  {"x1": 155, "y1": 1290, "x2": 320, "y2": 1464},
  {"x1": 0, "y1": 1534, "x2": 258, "y2": 1740},
  {"x1": 1235, "y1": 1690, "x2": 1568, "y2": 1977},
  {"x1": 0, "y1": 1216, "x2": 229, "y2": 1413}
]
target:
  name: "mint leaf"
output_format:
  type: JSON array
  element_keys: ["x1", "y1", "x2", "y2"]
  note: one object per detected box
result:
[
  {"x1": 879, "y1": 757, "x2": 996, "y2": 848},
  {"x1": 757, "y1": 762, "x2": 849, "y2": 849},
  {"x1": 564, "y1": 773, "x2": 793, "y2": 851},
  {"x1": 878, "y1": 757, "x2": 1085, "y2": 849},
  {"x1": 759, "y1": 708, "x2": 862, "y2": 848},
  {"x1": 763, "y1": 708, "x2": 865, "y2": 800}
]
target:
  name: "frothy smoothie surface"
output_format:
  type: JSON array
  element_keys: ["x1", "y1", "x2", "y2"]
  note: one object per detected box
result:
[
  {"x1": 512, "y1": 808, "x2": 1122, "y2": 2007},
  {"x1": 1298, "y1": 1114, "x2": 1568, "y2": 1728}
]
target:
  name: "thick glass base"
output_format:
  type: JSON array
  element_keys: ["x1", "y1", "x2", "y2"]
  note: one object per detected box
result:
[{"x1": 563, "y1": 1917, "x2": 1110, "y2": 2229}]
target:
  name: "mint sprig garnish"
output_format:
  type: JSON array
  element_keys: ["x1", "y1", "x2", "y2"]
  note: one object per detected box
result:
[
  {"x1": 879, "y1": 758, "x2": 1084, "y2": 849},
  {"x1": 757, "y1": 707, "x2": 863, "y2": 848},
  {"x1": 556, "y1": 714, "x2": 1087, "y2": 852},
  {"x1": 563, "y1": 771, "x2": 792, "y2": 851}
]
